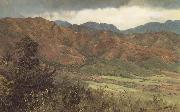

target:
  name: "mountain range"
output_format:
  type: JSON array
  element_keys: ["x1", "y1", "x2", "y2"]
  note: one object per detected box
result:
[
  {"x1": 55, "y1": 20, "x2": 180, "y2": 34},
  {"x1": 0, "y1": 17, "x2": 179, "y2": 67},
  {"x1": 124, "y1": 20, "x2": 180, "y2": 34}
]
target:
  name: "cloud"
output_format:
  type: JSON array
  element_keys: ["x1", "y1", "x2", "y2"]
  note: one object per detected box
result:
[
  {"x1": 28, "y1": 6, "x2": 180, "y2": 30},
  {"x1": 0, "y1": 0, "x2": 180, "y2": 18},
  {"x1": 129, "y1": 0, "x2": 180, "y2": 9},
  {"x1": 0, "y1": 0, "x2": 180, "y2": 30}
]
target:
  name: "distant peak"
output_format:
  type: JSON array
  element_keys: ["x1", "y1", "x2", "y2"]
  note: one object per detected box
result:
[
  {"x1": 55, "y1": 20, "x2": 72, "y2": 27},
  {"x1": 81, "y1": 21, "x2": 120, "y2": 33},
  {"x1": 166, "y1": 20, "x2": 173, "y2": 23}
]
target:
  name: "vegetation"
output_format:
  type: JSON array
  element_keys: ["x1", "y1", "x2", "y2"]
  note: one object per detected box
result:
[
  {"x1": 81, "y1": 59, "x2": 154, "y2": 77},
  {"x1": 81, "y1": 58, "x2": 180, "y2": 78},
  {"x1": 34, "y1": 84, "x2": 178, "y2": 112},
  {"x1": 0, "y1": 37, "x2": 179, "y2": 112}
]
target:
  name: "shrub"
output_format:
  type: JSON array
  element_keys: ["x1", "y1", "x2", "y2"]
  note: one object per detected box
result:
[{"x1": 77, "y1": 89, "x2": 178, "y2": 112}]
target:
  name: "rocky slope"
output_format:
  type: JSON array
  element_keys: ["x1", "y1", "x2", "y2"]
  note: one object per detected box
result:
[{"x1": 0, "y1": 17, "x2": 179, "y2": 65}]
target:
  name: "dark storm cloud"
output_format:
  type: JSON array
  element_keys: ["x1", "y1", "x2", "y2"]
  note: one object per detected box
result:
[
  {"x1": 0, "y1": 0, "x2": 131, "y2": 11},
  {"x1": 0, "y1": 0, "x2": 130, "y2": 17},
  {"x1": 0, "y1": 0, "x2": 179, "y2": 18}
]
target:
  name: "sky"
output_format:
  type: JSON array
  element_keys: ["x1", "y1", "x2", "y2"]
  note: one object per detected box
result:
[{"x1": 0, "y1": 0, "x2": 180, "y2": 30}]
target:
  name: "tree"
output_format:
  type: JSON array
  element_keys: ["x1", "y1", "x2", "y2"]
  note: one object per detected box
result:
[{"x1": 0, "y1": 37, "x2": 56, "y2": 112}]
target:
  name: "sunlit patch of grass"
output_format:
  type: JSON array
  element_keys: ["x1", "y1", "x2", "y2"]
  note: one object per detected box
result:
[
  {"x1": 86, "y1": 81, "x2": 137, "y2": 92},
  {"x1": 101, "y1": 75, "x2": 160, "y2": 86},
  {"x1": 102, "y1": 74, "x2": 180, "y2": 86}
]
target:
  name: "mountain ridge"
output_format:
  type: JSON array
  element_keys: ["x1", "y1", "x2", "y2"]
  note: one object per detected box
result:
[
  {"x1": 55, "y1": 20, "x2": 180, "y2": 34},
  {"x1": 124, "y1": 20, "x2": 180, "y2": 34},
  {"x1": 55, "y1": 20, "x2": 72, "y2": 28},
  {"x1": 0, "y1": 17, "x2": 179, "y2": 66}
]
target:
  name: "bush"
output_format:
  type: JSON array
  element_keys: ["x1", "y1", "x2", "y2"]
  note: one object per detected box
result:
[
  {"x1": 77, "y1": 89, "x2": 178, "y2": 112},
  {"x1": 49, "y1": 77, "x2": 89, "y2": 112}
]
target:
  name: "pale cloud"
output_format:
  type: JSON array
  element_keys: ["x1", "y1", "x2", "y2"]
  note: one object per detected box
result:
[{"x1": 28, "y1": 6, "x2": 180, "y2": 30}]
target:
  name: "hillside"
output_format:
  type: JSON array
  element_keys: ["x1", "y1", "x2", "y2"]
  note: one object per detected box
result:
[
  {"x1": 0, "y1": 17, "x2": 179, "y2": 67},
  {"x1": 124, "y1": 32, "x2": 180, "y2": 55}
]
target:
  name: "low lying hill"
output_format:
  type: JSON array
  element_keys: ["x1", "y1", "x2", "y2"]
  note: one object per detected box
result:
[{"x1": 0, "y1": 17, "x2": 179, "y2": 67}]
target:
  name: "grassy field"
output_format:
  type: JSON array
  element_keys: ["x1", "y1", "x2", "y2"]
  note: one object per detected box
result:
[
  {"x1": 84, "y1": 73, "x2": 180, "y2": 108},
  {"x1": 65, "y1": 71, "x2": 178, "y2": 110}
]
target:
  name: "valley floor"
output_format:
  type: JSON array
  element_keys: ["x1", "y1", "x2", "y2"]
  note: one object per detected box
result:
[{"x1": 58, "y1": 70, "x2": 180, "y2": 110}]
